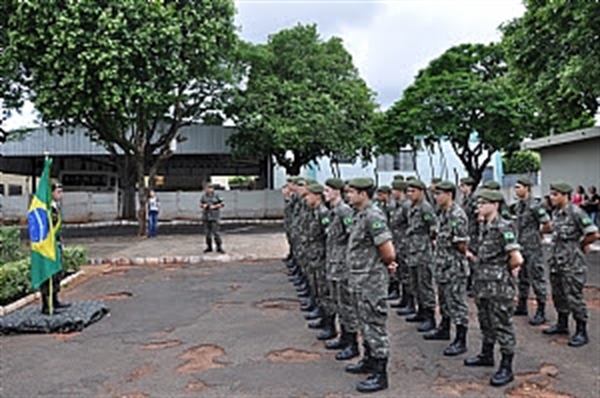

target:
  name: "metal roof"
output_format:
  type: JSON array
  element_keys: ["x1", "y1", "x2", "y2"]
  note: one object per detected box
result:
[
  {"x1": 0, "y1": 124, "x2": 235, "y2": 157},
  {"x1": 521, "y1": 126, "x2": 600, "y2": 150}
]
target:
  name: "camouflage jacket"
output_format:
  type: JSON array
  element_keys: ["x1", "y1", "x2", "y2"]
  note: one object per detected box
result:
[
  {"x1": 389, "y1": 198, "x2": 411, "y2": 256},
  {"x1": 374, "y1": 199, "x2": 393, "y2": 223},
  {"x1": 461, "y1": 193, "x2": 479, "y2": 252},
  {"x1": 549, "y1": 204, "x2": 598, "y2": 273},
  {"x1": 406, "y1": 198, "x2": 438, "y2": 266},
  {"x1": 304, "y1": 203, "x2": 329, "y2": 268},
  {"x1": 326, "y1": 200, "x2": 353, "y2": 279},
  {"x1": 513, "y1": 196, "x2": 550, "y2": 250},
  {"x1": 283, "y1": 195, "x2": 295, "y2": 233},
  {"x1": 435, "y1": 202, "x2": 469, "y2": 282},
  {"x1": 346, "y1": 202, "x2": 392, "y2": 292},
  {"x1": 473, "y1": 215, "x2": 521, "y2": 299}
]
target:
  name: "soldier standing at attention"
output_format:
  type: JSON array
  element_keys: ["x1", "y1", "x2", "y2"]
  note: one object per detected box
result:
[
  {"x1": 40, "y1": 183, "x2": 71, "y2": 314},
  {"x1": 323, "y1": 178, "x2": 360, "y2": 360},
  {"x1": 426, "y1": 177, "x2": 441, "y2": 210},
  {"x1": 464, "y1": 189, "x2": 523, "y2": 387},
  {"x1": 344, "y1": 178, "x2": 397, "y2": 393},
  {"x1": 459, "y1": 177, "x2": 478, "y2": 295},
  {"x1": 405, "y1": 179, "x2": 438, "y2": 333},
  {"x1": 389, "y1": 179, "x2": 413, "y2": 314},
  {"x1": 512, "y1": 178, "x2": 552, "y2": 325},
  {"x1": 424, "y1": 181, "x2": 470, "y2": 357},
  {"x1": 543, "y1": 181, "x2": 599, "y2": 347},
  {"x1": 200, "y1": 183, "x2": 225, "y2": 253}
]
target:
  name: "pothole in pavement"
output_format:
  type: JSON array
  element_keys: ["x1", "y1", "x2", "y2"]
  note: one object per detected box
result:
[
  {"x1": 141, "y1": 340, "x2": 182, "y2": 350},
  {"x1": 186, "y1": 379, "x2": 209, "y2": 393},
  {"x1": 431, "y1": 376, "x2": 487, "y2": 397},
  {"x1": 266, "y1": 348, "x2": 322, "y2": 362},
  {"x1": 176, "y1": 344, "x2": 227, "y2": 374},
  {"x1": 213, "y1": 301, "x2": 245, "y2": 310},
  {"x1": 583, "y1": 287, "x2": 600, "y2": 309},
  {"x1": 507, "y1": 364, "x2": 572, "y2": 398},
  {"x1": 53, "y1": 332, "x2": 81, "y2": 341},
  {"x1": 255, "y1": 298, "x2": 299, "y2": 311}
]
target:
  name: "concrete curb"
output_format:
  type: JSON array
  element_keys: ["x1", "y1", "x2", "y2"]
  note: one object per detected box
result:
[
  {"x1": 0, "y1": 270, "x2": 86, "y2": 317},
  {"x1": 87, "y1": 253, "x2": 283, "y2": 266}
]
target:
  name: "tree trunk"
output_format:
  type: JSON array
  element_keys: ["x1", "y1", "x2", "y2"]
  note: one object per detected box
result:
[
  {"x1": 136, "y1": 155, "x2": 148, "y2": 237},
  {"x1": 119, "y1": 156, "x2": 137, "y2": 220}
]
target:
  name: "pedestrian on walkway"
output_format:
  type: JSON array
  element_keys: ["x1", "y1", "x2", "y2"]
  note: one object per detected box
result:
[
  {"x1": 200, "y1": 183, "x2": 225, "y2": 253},
  {"x1": 147, "y1": 190, "x2": 160, "y2": 238}
]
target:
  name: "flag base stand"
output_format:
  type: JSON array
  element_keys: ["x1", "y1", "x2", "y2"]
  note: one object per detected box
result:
[{"x1": 0, "y1": 300, "x2": 109, "y2": 335}]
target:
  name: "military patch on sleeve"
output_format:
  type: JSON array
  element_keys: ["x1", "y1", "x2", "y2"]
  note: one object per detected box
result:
[
  {"x1": 343, "y1": 216, "x2": 353, "y2": 225},
  {"x1": 423, "y1": 213, "x2": 432, "y2": 221},
  {"x1": 581, "y1": 216, "x2": 592, "y2": 226},
  {"x1": 321, "y1": 216, "x2": 330, "y2": 225},
  {"x1": 451, "y1": 220, "x2": 458, "y2": 228},
  {"x1": 538, "y1": 208, "x2": 546, "y2": 215},
  {"x1": 372, "y1": 220, "x2": 386, "y2": 230},
  {"x1": 503, "y1": 231, "x2": 515, "y2": 241}
]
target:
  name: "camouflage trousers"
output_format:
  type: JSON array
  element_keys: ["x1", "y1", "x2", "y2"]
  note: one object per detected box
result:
[
  {"x1": 518, "y1": 247, "x2": 547, "y2": 303},
  {"x1": 475, "y1": 296, "x2": 516, "y2": 355},
  {"x1": 438, "y1": 278, "x2": 468, "y2": 326},
  {"x1": 409, "y1": 262, "x2": 436, "y2": 311},
  {"x1": 550, "y1": 269, "x2": 588, "y2": 322},
  {"x1": 309, "y1": 264, "x2": 333, "y2": 314},
  {"x1": 395, "y1": 254, "x2": 409, "y2": 285},
  {"x1": 329, "y1": 278, "x2": 359, "y2": 333},
  {"x1": 352, "y1": 276, "x2": 389, "y2": 359}
]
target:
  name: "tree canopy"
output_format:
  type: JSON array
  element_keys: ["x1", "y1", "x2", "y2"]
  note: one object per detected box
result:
[
  {"x1": 379, "y1": 43, "x2": 540, "y2": 184},
  {"x1": 501, "y1": 1, "x2": 598, "y2": 133},
  {"x1": 7, "y1": 0, "x2": 239, "y2": 231},
  {"x1": 228, "y1": 24, "x2": 377, "y2": 176}
]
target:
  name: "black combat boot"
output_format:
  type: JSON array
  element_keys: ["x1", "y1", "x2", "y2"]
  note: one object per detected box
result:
[
  {"x1": 300, "y1": 297, "x2": 317, "y2": 312},
  {"x1": 317, "y1": 314, "x2": 337, "y2": 341},
  {"x1": 568, "y1": 320, "x2": 589, "y2": 347},
  {"x1": 396, "y1": 294, "x2": 416, "y2": 315},
  {"x1": 543, "y1": 313, "x2": 569, "y2": 335},
  {"x1": 490, "y1": 353, "x2": 514, "y2": 386},
  {"x1": 424, "y1": 316, "x2": 450, "y2": 340},
  {"x1": 296, "y1": 281, "x2": 308, "y2": 292},
  {"x1": 336, "y1": 333, "x2": 359, "y2": 360},
  {"x1": 464, "y1": 342, "x2": 495, "y2": 367},
  {"x1": 326, "y1": 326, "x2": 349, "y2": 350},
  {"x1": 514, "y1": 296, "x2": 528, "y2": 316},
  {"x1": 444, "y1": 324, "x2": 468, "y2": 356},
  {"x1": 305, "y1": 306, "x2": 322, "y2": 321},
  {"x1": 203, "y1": 246, "x2": 213, "y2": 253},
  {"x1": 529, "y1": 302, "x2": 546, "y2": 326},
  {"x1": 345, "y1": 345, "x2": 374, "y2": 374},
  {"x1": 390, "y1": 289, "x2": 407, "y2": 308},
  {"x1": 417, "y1": 309, "x2": 436, "y2": 332},
  {"x1": 387, "y1": 280, "x2": 400, "y2": 301},
  {"x1": 53, "y1": 292, "x2": 71, "y2": 310},
  {"x1": 40, "y1": 292, "x2": 51, "y2": 315},
  {"x1": 356, "y1": 357, "x2": 388, "y2": 393},
  {"x1": 405, "y1": 308, "x2": 424, "y2": 323}
]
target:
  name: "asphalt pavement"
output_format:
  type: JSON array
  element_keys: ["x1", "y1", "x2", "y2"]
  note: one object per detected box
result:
[{"x1": 1, "y1": 253, "x2": 599, "y2": 398}]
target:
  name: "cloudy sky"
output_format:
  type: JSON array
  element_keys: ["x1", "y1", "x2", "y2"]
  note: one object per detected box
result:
[{"x1": 5, "y1": 0, "x2": 525, "y2": 130}]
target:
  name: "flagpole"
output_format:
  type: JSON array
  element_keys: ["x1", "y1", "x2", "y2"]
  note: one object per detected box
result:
[{"x1": 48, "y1": 278, "x2": 53, "y2": 316}]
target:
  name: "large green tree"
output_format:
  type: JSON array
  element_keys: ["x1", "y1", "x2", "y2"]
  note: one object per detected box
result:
[
  {"x1": 7, "y1": 0, "x2": 238, "y2": 233},
  {"x1": 502, "y1": 1, "x2": 598, "y2": 133},
  {"x1": 0, "y1": 0, "x2": 21, "y2": 142},
  {"x1": 380, "y1": 43, "x2": 540, "y2": 185},
  {"x1": 228, "y1": 24, "x2": 377, "y2": 176}
]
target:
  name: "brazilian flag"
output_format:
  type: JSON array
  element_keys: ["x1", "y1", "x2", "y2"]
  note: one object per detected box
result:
[{"x1": 28, "y1": 158, "x2": 61, "y2": 289}]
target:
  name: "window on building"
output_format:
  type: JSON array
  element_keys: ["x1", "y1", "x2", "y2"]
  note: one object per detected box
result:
[
  {"x1": 376, "y1": 150, "x2": 416, "y2": 172},
  {"x1": 8, "y1": 185, "x2": 23, "y2": 196}
]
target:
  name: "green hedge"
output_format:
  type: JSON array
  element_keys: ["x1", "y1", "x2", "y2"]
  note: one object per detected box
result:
[
  {"x1": 0, "y1": 245, "x2": 88, "y2": 305},
  {"x1": 0, "y1": 227, "x2": 27, "y2": 264}
]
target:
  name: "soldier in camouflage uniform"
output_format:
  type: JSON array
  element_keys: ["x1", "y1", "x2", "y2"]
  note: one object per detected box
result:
[
  {"x1": 543, "y1": 181, "x2": 599, "y2": 347},
  {"x1": 376, "y1": 185, "x2": 399, "y2": 300},
  {"x1": 282, "y1": 178, "x2": 295, "y2": 265},
  {"x1": 512, "y1": 177, "x2": 552, "y2": 325},
  {"x1": 291, "y1": 179, "x2": 315, "y2": 310},
  {"x1": 343, "y1": 177, "x2": 397, "y2": 393},
  {"x1": 426, "y1": 177, "x2": 441, "y2": 212},
  {"x1": 481, "y1": 180, "x2": 512, "y2": 220},
  {"x1": 423, "y1": 181, "x2": 470, "y2": 357},
  {"x1": 464, "y1": 189, "x2": 523, "y2": 387},
  {"x1": 405, "y1": 179, "x2": 438, "y2": 333},
  {"x1": 322, "y1": 178, "x2": 360, "y2": 360},
  {"x1": 389, "y1": 179, "x2": 414, "y2": 314},
  {"x1": 460, "y1": 177, "x2": 478, "y2": 295},
  {"x1": 303, "y1": 183, "x2": 334, "y2": 339}
]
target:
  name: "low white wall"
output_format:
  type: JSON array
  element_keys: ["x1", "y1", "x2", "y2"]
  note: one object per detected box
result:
[{"x1": 0, "y1": 190, "x2": 285, "y2": 223}]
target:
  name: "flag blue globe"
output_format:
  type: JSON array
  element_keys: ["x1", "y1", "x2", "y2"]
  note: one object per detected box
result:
[{"x1": 28, "y1": 208, "x2": 50, "y2": 243}]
